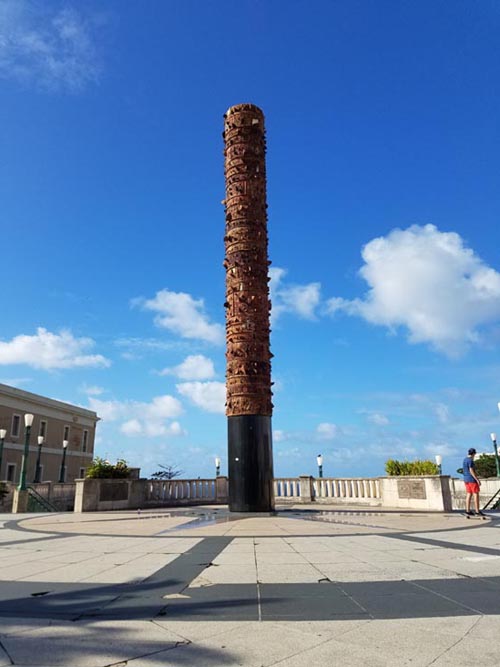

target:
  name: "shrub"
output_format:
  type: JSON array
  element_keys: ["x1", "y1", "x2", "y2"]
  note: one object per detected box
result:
[
  {"x1": 472, "y1": 455, "x2": 498, "y2": 479},
  {"x1": 385, "y1": 459, "x2": 439, "y2": 476},
  {"x1": 85, "y1": 457, "x2": 131, "y2": 479},
  {"x1": 0, "y1": 482, "x2": 7, "y2": 502},
  {"x1": 457, "y1": 455, "x2": 498, "y2": 478}
]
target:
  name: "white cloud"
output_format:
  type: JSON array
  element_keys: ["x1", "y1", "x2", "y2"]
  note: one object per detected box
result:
[
  {"x1": 176, "y1": 381, "x2": 225, "y2": 414},
  {"x1": 87, "y1": 398, "x2": 124, "y2": 422},
  {"x1": 121, "y1": 418, "x2": 185, "y2": 438},
  {"x1": 136, "y1": 289, "x2": 224, "y2": 345},
  {"x1": 434, "y1": 403, "x2": 450, "y2": 424},
  {"x1": 120, "y1": 419, "x2": 142, "y2": 436},
  {"x1": 316, "y1": 423, "x2": 338, "y2": 440},
  {"x1": 159, "y1": 354, "x2": 215, "y2": 380},
  {"x1": 80, "y1": 384, "x2": 105, "y2": 396},
  {"x1": 0, "y1": 2, "x2": 103, "y2": 92},
  {"x1": 89, "y1": 394, "x2": 184, "y2": 439},
  {"x1": 270, "y1": 267, "x2": 321, "y2": 322},
  {"x1": 327, "y1": 225, "x2": 500, "y2": 356},
  {"x1": 424, "y1": 442, "x2": 459, "y2": 458},
  {"x1": 115, "y1": 337, "x2": 185, "y2": 361},
  {"x1": 273, "y1": 430, "x2": 287, "y2": 442},
  {"x1": 0, "y1": 328, "x2": 110, "y2": 370},
  {"x1": 367, "y1": 413, "x2": 390, "y2": 426}
]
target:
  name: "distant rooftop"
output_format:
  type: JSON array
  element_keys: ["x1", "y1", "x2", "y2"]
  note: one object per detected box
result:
[{"x1": 0, "y1": 382, "x2": 99, "y2": 421}]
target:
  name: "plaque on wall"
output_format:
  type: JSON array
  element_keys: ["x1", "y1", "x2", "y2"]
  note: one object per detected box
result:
[
  {"x1": 99, "y1": 481, "x2": 129, "y2": 502},
  {"x1": 397, "y1": 479, "x2": 426, "y2": 500}
]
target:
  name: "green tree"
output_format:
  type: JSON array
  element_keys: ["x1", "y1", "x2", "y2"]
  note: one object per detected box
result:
[
  {"x1": 474, "y1": 454, "x2": 497, "y2": 478},
  {"x1": 85, "y1": 457, "x2": 131, "y2": 479},
  {"x1": 151, "y1": 464, "x2": 183, "y2": 480}
]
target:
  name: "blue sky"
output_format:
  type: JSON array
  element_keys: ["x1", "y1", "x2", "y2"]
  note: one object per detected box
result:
[{"x1": 1, "y1": 0, "x2": 500, "y2": 479}]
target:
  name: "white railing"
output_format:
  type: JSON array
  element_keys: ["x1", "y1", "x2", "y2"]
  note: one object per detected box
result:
[
  {"x1": 273, "y1": 477, "x2": 381, "y2": 504},
  {"x1": 274, "y1": 478, "x2": 301, "y2": 499},
  {"x1": 313, "y1": 477, "x2": 381, "y2": 500},
  {"x1": 144, "y1": 478, "x2": 217, "y2": 504}
]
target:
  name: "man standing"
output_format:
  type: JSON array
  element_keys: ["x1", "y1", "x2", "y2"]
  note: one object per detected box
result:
[{"x1": 463, "y1": 448, "x2": 484, "y2": 516}]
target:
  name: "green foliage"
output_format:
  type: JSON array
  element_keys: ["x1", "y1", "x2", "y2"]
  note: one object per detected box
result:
[
  {"x1": 473, "y1": 455, "x2": 498, "y2": 479},
  {"x1": 385, "y1": 459, "x2": 440, "y2": 476},
  {"x1": 151, "y1": 464, "x2": 183, "y2": 480},
  {"x1": 85, "y1": 457, "x2": 131, "y2": 479}
]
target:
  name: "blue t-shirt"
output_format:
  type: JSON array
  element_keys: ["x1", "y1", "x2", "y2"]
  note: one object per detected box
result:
[{"x1": 463, "y1": 457, "x2": 476, "y2": 483}]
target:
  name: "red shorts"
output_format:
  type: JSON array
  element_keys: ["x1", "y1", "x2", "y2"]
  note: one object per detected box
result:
[{"x1": 465, "y1": 482, "x2": 480, "y2": 494}]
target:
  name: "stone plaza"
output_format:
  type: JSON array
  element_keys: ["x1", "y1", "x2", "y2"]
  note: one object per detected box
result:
[{"x1": 1, "y1": 506, "x2": 500, "y2": 666}]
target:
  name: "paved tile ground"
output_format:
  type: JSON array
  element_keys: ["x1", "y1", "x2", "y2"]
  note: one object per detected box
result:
[{"x1": 1, "y1": 506, "x2": 500, "y2": 666}]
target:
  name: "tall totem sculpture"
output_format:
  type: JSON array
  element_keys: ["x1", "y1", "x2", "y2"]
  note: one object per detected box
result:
[{"x1": 223, "y1": 103, "x2": 275, "y2": 512}]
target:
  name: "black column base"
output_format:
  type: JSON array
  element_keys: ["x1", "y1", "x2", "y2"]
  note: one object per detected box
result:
[{"x1": 228, "y1": 415, "x2": 274, "y2": 512}]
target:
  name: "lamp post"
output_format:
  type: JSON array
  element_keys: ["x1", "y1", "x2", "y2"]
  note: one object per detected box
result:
[
  {"x1": 0, "y1": 428, "x2": 6, "y2": 479},
  {"x1": 59, "y1": 440, "x2": 68, "y2": 483},
  {"x1": 18, "y1": 413, "x2": 34, "y2": 491},
  {"x1": 435, "y1": 454, "x2": 442, "y2": 475},
  {"x1": 33, "y1": 436, "x2": 44, "y2": 483},
  {"x1": 215, "y1": 456, "x2": 221, "y2": 477},
  {"x1": 490, "y1": 433, "x2": 500, "y2": 478},
  {"x1": 317, "y1": 454, "x2": 323, "y2": 478}
]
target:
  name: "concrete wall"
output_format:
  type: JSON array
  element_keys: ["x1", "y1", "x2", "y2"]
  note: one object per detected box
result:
[
  {"x1": 450, "y1": 477, "x2": 500, "y2": 510},
  {"x1": 74, "y1": 477, "x2": 230, "y2": 512},
  {"x1": 380, "y1": 475, "x2": 452, "y2": 511}
]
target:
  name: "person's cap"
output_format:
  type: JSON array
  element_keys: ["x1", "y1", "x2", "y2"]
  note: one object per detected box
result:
[{"x1": 468, "y1": 448, "x2": 477, "y2": 455}]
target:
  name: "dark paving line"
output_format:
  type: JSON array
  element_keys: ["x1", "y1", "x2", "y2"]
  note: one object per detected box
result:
[
  {"x1": 384, "y1": 532, "x2": 500, "y2": 558},
  {"x1": 0, "y1": 534, "x2": 70, "y2": 548}
]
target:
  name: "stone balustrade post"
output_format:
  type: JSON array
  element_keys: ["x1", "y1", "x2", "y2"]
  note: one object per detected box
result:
[{"x1": 299, "y1": 475, "x2": 315, "y2": 503}]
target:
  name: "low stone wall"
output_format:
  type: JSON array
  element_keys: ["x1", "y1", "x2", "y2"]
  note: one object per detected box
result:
[
  {"x1": 380, "y1": 475, "x2": 452, "y2": 511},
  {"x1": 66, "y1": 474, "x2": 500, "y2": 514},
  {"x1": 74, "y1": 477, "x2": 229, "y2": 512},
  {"x1": 450, "y1": 477, "x2": 500, "y2": 510}
]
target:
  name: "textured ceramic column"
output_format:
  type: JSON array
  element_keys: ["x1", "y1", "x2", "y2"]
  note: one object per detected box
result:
[{"x1": 223, "y1": 103, "x2": 274, "y2": 512}]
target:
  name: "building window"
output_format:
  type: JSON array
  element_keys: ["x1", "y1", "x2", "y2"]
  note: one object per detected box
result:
[
  {"x1": 63, "y1": 425, "x2": 70, "y2": 441},
  {"x1": 39, "y1": 420, "x2": 47, "y2": 438},
  {"x1": 82, "y1": 430, "x2": 88, "y2": 452},
  {"x1": 6, "y1": 464, "x2": 16, "y2": 482},
  {"x1": 79, "y1": 467, "x2": 86, "y2": 479},
  {"x1": 11, "y1": 415, "x2": 21, "y2": 438}
]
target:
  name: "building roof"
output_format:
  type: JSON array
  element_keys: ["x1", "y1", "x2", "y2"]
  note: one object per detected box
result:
[{"x1": 0, "y1": 383, "x2": 99, "y2": 422}]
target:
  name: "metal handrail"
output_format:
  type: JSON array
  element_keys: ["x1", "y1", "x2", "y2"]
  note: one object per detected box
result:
[
  {"x1": 27, "y1": 486, "x2": 57, "y2": 512},
  {"x1": 482, "y1": 488, "x2": 500, "y2": 511}
]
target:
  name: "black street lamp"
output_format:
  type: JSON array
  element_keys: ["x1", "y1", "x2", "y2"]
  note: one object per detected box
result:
[
  {"x1": 490, "y1": 433, "x2": 500, "y2": 478},
  {"x1": 59, "y1": 440, "x2": 69, "y2": 483},
  {"x1": 0, "y1": 428, "x2": 6, "y2": 478},
  {"x1": 215, "y1": 456, "x2": 221, "y2": 477},
  {"x1": 435, "y1": 454, "x2": 442, "y2": 475},
  {"x1": 18, "y1": 413, "x2": 34, "y2": 491},
  {"x1": 33, "y1": 436, "x2": 44, "y2": 484},
  {"x1": 317, "y1": 454, "x2": 323, "y2": 478}
]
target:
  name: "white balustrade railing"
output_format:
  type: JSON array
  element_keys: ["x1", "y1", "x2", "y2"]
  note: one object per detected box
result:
[
  {"x1": 145, "y1": 478, "x2": 217, "y2": 504},
  {"x1": 313, "y1": 477, "x2": 381, "y2": 500},
  {"x1": 274, "y1": 478, "x2": 301, "y2": 499},
  {"x1": 273, "y1": 477, "x2": 381, "y2": 503}
]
